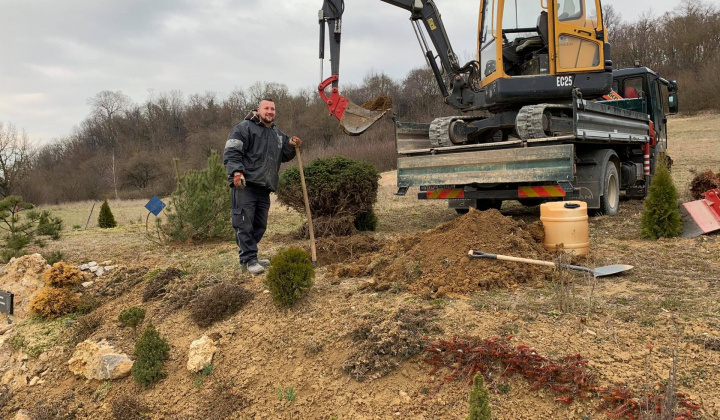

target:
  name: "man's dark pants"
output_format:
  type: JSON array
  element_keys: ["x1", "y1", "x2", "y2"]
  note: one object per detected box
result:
[{"x1": 231, "y1": 184, "x2": 271, "y2": 265}]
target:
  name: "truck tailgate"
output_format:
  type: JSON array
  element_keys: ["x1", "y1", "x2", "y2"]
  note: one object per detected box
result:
[{"x1": 397, "y1": 144, "x2": 574, "y2": 187}]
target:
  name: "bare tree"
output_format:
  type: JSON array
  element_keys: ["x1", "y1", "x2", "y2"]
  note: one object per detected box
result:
[{"x1": 0, "y1": 122, "x2": 35, "y2": 198}]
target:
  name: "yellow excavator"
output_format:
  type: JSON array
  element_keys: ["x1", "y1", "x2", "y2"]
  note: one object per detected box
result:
[
  {"x1": 318, "y1": 0, "x2": 613, "y2": 141},
  {"x1": 317, "y1": 0, "x2": 680, "y2": 217}
]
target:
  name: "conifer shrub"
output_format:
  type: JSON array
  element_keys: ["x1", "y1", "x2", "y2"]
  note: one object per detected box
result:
[
  {"x1": 98, "y1": 198, "x2": 117, "y2": 228},
  {"x1": 190, "y1": 283, "x2": 254, "y2": 328},
  {"x1": 161, "y1": 151, "x2": 232, "y2": 242},
  {"x1": 264, "y1": 247, "x2": 314, "y2": 307},
  {"x1": 641, "y1": 156, "x2": 683, "y2": 239},
  {"x1": 0, "y1": 196, "x2": 63, "y2": 262},
  {"x1": 467, "y1": 371, "x2": 492, "y2": 420},
  {"x1": 43, "y1": 261, "x2": 83, "y2": 287},
  {"x1": 354, "y1": 209, "x2": 378, "y2": 231},
  {"x1": 132, "y1": 324, "x2": 170, "y2": 387},
  {"x1": 29, "y1": 287, "x2": 79, "y2": 319},
  {"x1": 70, "y1": 312, "x2": 103, "y2": 345},
  {"x1": 42, "y1": 250, "x2": 65, "y2": 265},
  {"x1": 118, "y1": 307, "x2": 146, "y2": 334},
  {"x1": 277, "y1": 156, "x2": 380, "y2": 236}
]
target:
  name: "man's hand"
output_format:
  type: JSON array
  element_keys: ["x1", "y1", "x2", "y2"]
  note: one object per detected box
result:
[
  {"x1": 289, "y1": 136, "x2": 302, "y2": 148},
  {"x1": 233, "y1": 172, "x2": 246, "y2": 189}
]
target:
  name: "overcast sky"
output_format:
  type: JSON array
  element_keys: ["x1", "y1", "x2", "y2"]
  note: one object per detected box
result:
[{"x1": 1, "y1": 0, "x2": 677, "y2": 145}]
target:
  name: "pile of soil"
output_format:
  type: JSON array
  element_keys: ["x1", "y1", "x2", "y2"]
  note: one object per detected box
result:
[
  {"x1": 331, "y1": 209, "x2": 552, "y2": 297},
  {"x1": 689, "y1": 169, "x2": 719, "y2": 199},
  {"x1": 361, "y1": 93, "x2": 393, "y2": 111}
]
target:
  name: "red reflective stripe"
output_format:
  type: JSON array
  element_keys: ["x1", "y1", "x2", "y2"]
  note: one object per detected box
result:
[
  {"x1": 425, "y1": 189, "x2": 464, "y2": 199},
  {"x1": 518, "y1": 186, "x2": 565, "y2": 197}
]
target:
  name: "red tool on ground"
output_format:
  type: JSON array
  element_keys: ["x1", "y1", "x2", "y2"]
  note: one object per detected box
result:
[{"x1": 680, "y1": 189, "x2": 720, "y2": 238}]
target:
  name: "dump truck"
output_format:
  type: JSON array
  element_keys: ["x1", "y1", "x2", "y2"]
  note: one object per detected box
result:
[{"x1": 317, "y1": 0, "x2": 679, "y2": 215}]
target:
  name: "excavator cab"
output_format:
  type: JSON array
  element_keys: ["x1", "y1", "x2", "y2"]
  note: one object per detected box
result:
[{"x1": 477, "y1": 0, "x2": 611, "y2": 104}]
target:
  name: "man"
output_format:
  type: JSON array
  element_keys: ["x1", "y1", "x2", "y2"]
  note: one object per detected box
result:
[{"x1": 223, "y1": 98, "x2": 302, "y2": 274}]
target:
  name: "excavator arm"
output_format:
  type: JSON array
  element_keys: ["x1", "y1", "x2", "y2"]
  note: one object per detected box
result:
[{"x1": 318, "y1": 0, "x2": 482, "y2": 134}]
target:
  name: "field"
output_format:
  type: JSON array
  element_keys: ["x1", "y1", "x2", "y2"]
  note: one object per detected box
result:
[{"x1": 1, "y1": 113, "x2": 719, "y2": 419}]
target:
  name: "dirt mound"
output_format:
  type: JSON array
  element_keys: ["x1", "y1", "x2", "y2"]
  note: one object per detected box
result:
[
  {"x1": 361, "y1": 93, "x2": 393, "y2": 111},
  {"x1": 689, "y1": 169, "x2": 719, "y2": 199},
  {"x1": 309, "y1": 234, "x2": 383, "y2": 266},
  {"x1": 332, "y1": 209, "x2": 550, "y2": 297}
]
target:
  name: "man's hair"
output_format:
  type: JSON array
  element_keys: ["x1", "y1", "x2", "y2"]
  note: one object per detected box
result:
[{"x1": 260, "y1": 97, "x2": 274, "y2": 105}]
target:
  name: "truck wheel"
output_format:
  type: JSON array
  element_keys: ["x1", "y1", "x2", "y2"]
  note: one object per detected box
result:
[{"x1": 599, "y1": 161, "x2": 620, "y2": 216}]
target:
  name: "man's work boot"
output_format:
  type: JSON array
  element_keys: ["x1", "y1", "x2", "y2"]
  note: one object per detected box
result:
[
  {"x1": 257, "y1": 258, "x2": 271, "y2": 268},
  {"x1": 246, "y1": 261, "x2": 265, "y2": 275}
]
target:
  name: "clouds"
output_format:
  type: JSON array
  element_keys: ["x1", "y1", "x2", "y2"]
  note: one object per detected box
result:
[{"x1": 0, "y1": 0, "x2": 673, "y2": 144}]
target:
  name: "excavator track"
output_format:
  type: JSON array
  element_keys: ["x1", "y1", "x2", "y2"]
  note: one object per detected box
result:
[
  {"x1": 429, "y1": 117, "x2": 454, "y2": 147},
  {"x1": 515, "y1": 104, "x2": 573, "y2": 140}
]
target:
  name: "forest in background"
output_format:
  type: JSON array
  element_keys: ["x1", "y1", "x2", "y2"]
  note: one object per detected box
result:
[{"x1": 3, "y1": 0, "x2": 719, "y2": 204}]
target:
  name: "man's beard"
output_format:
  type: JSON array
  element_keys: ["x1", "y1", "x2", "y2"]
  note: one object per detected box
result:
[{"x1": 260, "y1": 114, "x2": 274, "y2": 125}]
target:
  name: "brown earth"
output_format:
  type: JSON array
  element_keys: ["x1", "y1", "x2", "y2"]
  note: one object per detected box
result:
[
  {"x1": 1, "y1": 113, "x2": 719, "y2": 420},
  {"x1": 690, "y1": 169, "x2": 719, "y2": 199},
  {"x1": 361, "y1": 93, "x2": 393, "y2": 111}
]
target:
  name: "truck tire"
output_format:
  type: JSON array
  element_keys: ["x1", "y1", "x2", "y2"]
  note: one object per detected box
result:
[{"x1": 599, "y1": 160, "x2": 620, "y2": 216}]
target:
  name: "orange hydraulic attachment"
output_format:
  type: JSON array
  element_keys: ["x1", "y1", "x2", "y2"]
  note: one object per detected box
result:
[{"x1": 318, "y1": 75, "x2": 349, "y2": 120}]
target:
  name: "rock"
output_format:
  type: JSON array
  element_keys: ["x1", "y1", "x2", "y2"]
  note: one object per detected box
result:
[
  {"x1": 14, "y1": 410, "x2": 32, "y2": 420},
  {"x1": 79, "y1": 264, "x2": 89, "y2": 271},
  {"x1": 187, "y1": 335, "x2": 217, "y2": 372},
  {"x1": 0, "y1": 254, "x2": 47, "y2": 320},
  {"x1": 0, "y1": 323, "x2": 13, "y2": 335},
  {"x1": 104, "y1": 265, "x2": 116, "y2": 271},
  {"x1": 87, "y1": 261, "x2": 98, "y2": 268},
  {"x1": 81, "y1": 281, "x2": 94, "y2": 288},
  {"x1": 67, "y1": 340, "x2": 133, "y2": 380},
  {"x1": 2, "y1": 369, "x2": 13, "y2": 385},
  {"x1": 28, "y1": 376, "x2": 39, "y2": 386},
  {"x1": 89, "y1": 266, "x2": 98, "y2": 273},
  {"x1": 95, "y1": 267, "x2": 104, "y2": 277},
  {"x1": 100, "y1": 260, "x2": 113, "y2": 265}
]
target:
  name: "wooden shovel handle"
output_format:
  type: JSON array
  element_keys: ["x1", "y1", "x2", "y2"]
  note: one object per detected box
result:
[
  {"x1": 296, "y1": 147, "x2": 317, "y2": 265},
  {"x1": 468, "y1": 250, "x2": 556, "y2": 268}
]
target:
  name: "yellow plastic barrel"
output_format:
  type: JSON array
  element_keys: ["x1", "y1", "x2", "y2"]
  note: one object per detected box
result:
[{"x1": 540, "y1": 201, "x2": 589, "y2": 256}]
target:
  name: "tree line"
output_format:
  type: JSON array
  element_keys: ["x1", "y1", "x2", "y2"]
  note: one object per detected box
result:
[{"x1": 2, "y1": 0, "x2": 718, "y2": 205}]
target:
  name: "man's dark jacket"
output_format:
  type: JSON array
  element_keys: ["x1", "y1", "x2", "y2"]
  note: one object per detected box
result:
[{"x1": 223, "y1": 118, "x2": 296, "y2": 192}]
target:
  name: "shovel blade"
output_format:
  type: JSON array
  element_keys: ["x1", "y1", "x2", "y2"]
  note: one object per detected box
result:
[
  {"x1": 593, "y1": 264, "x2": 633, "y2": 277},
  {"x1": 679, "y1": 200, "x2": 720, "y2": 238},
  {"x1": 340, "y1": 101, "x2": 387, "y2": 136}
]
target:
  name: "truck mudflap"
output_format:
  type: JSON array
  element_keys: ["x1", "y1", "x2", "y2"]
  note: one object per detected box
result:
[{"x1": 397, "y1": 144, "x2": 574, "y2": 188}]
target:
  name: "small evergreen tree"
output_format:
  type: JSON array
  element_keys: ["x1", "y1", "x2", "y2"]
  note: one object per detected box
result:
[
  {"x1": 467, "y1": 371, "x2": 492, "y2": 420},
  {"x1": 132, "y1": 323, "x2": 170, "y2": 387},
  {"x1": 161, "y1": 151, "x2": 232, "y2": 242},
  {"x1": 0, "y1": 196, "x2": 63, "y2": 262},
  {"x1": 118, "y1": 306, "x2": 146, "y2": 335},
  {"x1": 264, "y1": 247, "x2": 315, "y2": 307},
  {"x1": 97, "y1": 198, "x2": 117, "y2": 228},
  {"x1": 640, "y1": 156, "x2": 683, "y2": 239}
]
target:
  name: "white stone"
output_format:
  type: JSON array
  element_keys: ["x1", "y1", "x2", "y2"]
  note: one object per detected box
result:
[
  {"x1": 28, "y1": 376, "x2": 39, "y2": 386},
  {"x1": 187, "y1": 335, "x2": 217, "y2": 372},
  {"x1": 100, "y1": 260, "x2": 113, "y2": 265},
  {"x1": 104, "y1": 265, "x2": 116, "y2": 271},
  {"x1": 14, "y1": 409, "x2": 32, "y2": 420},
  {"x1": 81, "y1": 281, "x2": 94, "y2": 288},
  {"x1": 79, "y1": 264, "x2": 89, "y2": 271},
  {"x1": 67, "y1": 340, "x2": 133, "y2": 380},
  {"x1": 87, "y1": 261, "x2": 98, "y2": 268},
  {"x1": 95, "y1": 267, "x2": 104, "y2": 277},
  {"x1": 89, "y1": 266, "x2": 98, "y2": 273}
]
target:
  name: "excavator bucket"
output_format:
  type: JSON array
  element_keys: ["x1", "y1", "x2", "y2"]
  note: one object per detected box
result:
[
  {"x1": 679, "y1": 189, "x2": 720, "y2": 238},
  {"x1": 340, "y1": 101, "x2": 388, "y2": 136}
]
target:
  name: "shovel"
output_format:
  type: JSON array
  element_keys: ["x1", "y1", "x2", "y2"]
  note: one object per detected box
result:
[
  {"x1": 339, "y1": 101, "x2": 388, "y2": 136},
  {"x1": 296, "y1": 146, "x2": 317, "y2": 266},
  {"x1": 467, "y1": 250, "x2": 633, "y2": 277}
]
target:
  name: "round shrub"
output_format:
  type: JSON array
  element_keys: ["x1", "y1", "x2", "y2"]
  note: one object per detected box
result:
[
  {"x1": 132, "y1": 324, "x2": 170, "y2": 388},
  {"x1": 264, "y1": 247, "x2": 315, "y2": 307},
  {"x1": 29, "y1": 287, "x2": 79, "y2": 319},
  {"x1": 190, "y1": 283, "x2": 254, "y2": 328},
  {"x1": 277, "y1": 156, "x2": 380, "y2": 235},
  {"x1": 43, "y1": 262, "x2": 83, "y2": 288},
  {"x1": 118, "y1": 307, "x2": 146, "y2": 332}
]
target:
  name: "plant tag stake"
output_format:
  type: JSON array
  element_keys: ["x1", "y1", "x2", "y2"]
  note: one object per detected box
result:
[
  {"x1": 145, "y1": 196, "x2": 166, "y2": 232},
  {"x1": 0, "y1": 290, "x2": 14, "y2": 315}
]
